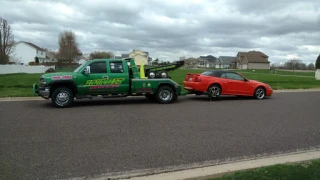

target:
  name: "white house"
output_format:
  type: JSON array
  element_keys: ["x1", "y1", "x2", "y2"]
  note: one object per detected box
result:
[
  {"x1": 11, "y1": 41, "x2": 46, "y2": 65},
  {"x1": 129, "y1": 49, "x2": 150, "y2": 66}
]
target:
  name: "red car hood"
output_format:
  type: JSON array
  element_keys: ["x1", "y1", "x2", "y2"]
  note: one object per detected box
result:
[{"x1": 248, "y1": 80, "x2": 266, "y2": 85}]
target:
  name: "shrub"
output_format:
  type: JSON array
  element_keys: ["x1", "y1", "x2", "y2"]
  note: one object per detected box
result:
[
  {"x1": 45, "y1": 68, "x2": 55, "y2": 73},
  {"x1": 316, "y1": 54, "x2": 320, "y2": 69}
]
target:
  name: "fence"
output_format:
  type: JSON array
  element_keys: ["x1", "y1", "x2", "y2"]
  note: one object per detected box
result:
[{"x1": 0, "y1": 64, "x2": 55, "y2": 74}]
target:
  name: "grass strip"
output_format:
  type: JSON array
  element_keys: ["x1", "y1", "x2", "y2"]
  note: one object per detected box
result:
[{"x1": 208, "y1": 159, "x2": 320, "y2": 180}]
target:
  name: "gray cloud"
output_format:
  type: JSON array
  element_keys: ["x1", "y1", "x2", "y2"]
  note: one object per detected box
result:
[{"x1": 0, "y1": 0, "x2": 319, "y2": 63}]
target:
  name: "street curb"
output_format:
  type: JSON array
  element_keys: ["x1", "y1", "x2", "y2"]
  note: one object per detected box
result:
[
  {"x1": 273, "y1": 88, "x2": 320, "y2": 93},
  {"x1": 0, "y1": 97, "x2": 45, "y2": 101},
  {"x1": 116, "y1": 149, "x2": 320, "y2": 180}
]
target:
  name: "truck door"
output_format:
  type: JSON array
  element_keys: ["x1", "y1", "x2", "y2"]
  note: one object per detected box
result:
[
  {"x1": 77, "y1": 61, "x2": 109, "y2": 96},
  {"x1": 105, "y1": 60, "x2": 130, "y2": 95}
]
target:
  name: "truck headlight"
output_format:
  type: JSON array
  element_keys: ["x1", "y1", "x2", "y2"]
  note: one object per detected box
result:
[{"x1": 40, "y1": 77, "x2": 46, "y2": 86}]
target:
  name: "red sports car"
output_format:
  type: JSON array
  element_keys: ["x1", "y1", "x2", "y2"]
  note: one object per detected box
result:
[{"x1": 183, "y1": 70, "x2": 273, "y2": 100}]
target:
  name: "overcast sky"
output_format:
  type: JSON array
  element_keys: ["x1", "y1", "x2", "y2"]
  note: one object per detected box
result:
[{"x1": 1, "y1": 0, "x2": 319, "y2": 63}]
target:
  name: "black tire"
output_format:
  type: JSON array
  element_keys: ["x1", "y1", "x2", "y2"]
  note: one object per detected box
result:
[
  {"x1": 173, "y1": 93, "x2": 178, "y2": 101},
  {"x1": 254, "y1": 87, "x2": 266, "y2": 100},
  {"x1": 207, "y1": 84, "x2": 221, "y2": 101},
  {"x1": 145, "y1": 94, "x2": 156, "y2": 101},
  {"x1": 155, "y1": 85, "x2": 175, "y2": 104},
  {"x1": 51, "y1": 87, "x2": 74, "y2": 108}
]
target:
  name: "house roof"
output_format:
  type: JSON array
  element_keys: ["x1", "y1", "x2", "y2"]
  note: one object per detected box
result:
[
  {"x1": 21, "y1": 41, "x2": 44, "y2": 51},
  {"x1": 199, "y1": 55, "x2": 217, "y2": 63},
  {"x1": 234, "y1": 51, "x2": 269, "y2": 63},
  {"x1": 218, "y1": 56, "x2": 236, "y2": 64},
  {"x1": 121, "y1": 54, "x2": 129, "y2": 58}
]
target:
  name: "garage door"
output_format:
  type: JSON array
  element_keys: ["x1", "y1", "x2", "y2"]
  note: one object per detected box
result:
[{"x1": 241, "y1": 64, "x2": 248, "y2": 69}]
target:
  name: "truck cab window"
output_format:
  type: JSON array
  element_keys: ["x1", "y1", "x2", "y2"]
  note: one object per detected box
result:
[
  {"x1": 110, "y1": 62, "x2": 124, "y2": 73},
  {"x1": 89, "y1": 62, "x2": 107, "y2": 73}
]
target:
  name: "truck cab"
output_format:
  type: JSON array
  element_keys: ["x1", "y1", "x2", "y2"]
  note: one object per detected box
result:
[{"x1": 33, "y1": 58, "x2": 183, "y2": 108}]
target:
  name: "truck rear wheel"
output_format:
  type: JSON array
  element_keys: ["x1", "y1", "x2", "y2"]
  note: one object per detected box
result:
[
  {"x1": 51, "y1": 87, "x2": 74, "y2": 108},
  {"x1": 155, "y1": 85, "x2": 175, "y2": 104}
]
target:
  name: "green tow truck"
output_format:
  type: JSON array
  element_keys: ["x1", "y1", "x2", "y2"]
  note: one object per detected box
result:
[{"x1": 32, "y1": 58, "x2": 185, "y2": 108}]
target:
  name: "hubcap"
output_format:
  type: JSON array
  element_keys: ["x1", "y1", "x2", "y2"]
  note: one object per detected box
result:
[
  {"x1": 209, "y1": 86, "x2": 220, "y2": 97},
  {"x1": 56, "y1": 91, "x2": 69, "y2": 105},
  {"x1": 159, "y1": 90, "x2": 172, "y2": 101},
  {"x1": 256, "y1": 89, "x2": 265, "y2": 99}
]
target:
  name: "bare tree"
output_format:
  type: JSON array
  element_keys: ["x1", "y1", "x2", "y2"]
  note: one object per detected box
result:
[
  {"x1": 307, "y1": 63, "x2": 315, "y2": 70},
  {"x1": 0, "y1": 17, "x2": 15, "y2": 64},
  {"x1": 285, "y1": 58, "x2": 302, "y2": 71},
  {"x1": 56, "y1": 30, "x2": 82, "y2": 63},
  {"x1": 90, "y1": 51, "x2": 114, "y2": 59}
]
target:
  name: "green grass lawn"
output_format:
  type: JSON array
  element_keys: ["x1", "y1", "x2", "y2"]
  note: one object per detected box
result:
[
  {"x1": 234, "y1": 69, "x2": 315, "y2": 77},
  {"x1": 0, "y1": 68, "x2": 319, "y2": 97},
  {"x1": 209, "y1": 159, "x2": 320, "y2": 180}
]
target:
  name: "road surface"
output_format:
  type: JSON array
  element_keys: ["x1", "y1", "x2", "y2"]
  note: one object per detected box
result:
[{"x1": 1, "y1": 92, "x2": 320, "y2": 180}]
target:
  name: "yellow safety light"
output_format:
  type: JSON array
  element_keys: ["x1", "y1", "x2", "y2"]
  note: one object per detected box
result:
[{"x1": 139, "y1": 64, "x2": 147, "y2": 79}]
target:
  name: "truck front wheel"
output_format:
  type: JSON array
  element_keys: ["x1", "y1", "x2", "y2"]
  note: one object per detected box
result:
[
  {"x1": 156, "y1": 85, "x2": 175, "y2": 104},
  {"x1": 51, "y1": 87, "x2": 74, "y2": 108}
]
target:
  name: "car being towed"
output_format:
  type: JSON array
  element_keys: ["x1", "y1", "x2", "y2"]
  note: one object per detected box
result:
[{"x1": 183, "y1": 70, "x2": 273, "y2": 100}]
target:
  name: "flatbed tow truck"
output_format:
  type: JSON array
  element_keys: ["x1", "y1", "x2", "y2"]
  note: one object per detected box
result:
[{"x1": 33, "y1": 58, "x2": 187, "y2": 108}]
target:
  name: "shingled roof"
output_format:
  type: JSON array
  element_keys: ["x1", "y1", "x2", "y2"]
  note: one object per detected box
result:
[
  {"x1": 199, "y1": 55, "x2": 217, "y2": 63},
  {"x1": 22, "y1": 41, "x2": 45, "y2": 51},
  {"x1": 218, "y1": 56, "x2": 236, "y2": 64},
  {"x1": 233, "y1": 51, "x2": 269, "y2": 63}
]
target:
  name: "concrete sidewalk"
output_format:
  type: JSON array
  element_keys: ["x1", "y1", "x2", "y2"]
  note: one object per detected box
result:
[{"x1": 106, "y1": 149, "x2": 320, "y2": 180}]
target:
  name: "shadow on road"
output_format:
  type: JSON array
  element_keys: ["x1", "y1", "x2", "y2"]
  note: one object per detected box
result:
[
  {"x1": 40, "y1": 96, "x2": 189, "y2": 108},
  {"x1": 38, "y1": 95, "x2": 272, "y2": 108},
  {"x1": 186, "y1": 95, "x2": 272, "y2": 101}
]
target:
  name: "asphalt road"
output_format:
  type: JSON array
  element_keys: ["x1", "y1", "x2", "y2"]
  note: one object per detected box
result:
[{"x1": 1, "y1": 92, "x2": 320, "y2": 180}]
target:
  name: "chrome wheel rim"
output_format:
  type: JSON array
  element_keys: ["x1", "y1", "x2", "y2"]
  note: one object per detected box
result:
[
  {"x1": 256, "y1": 89, "x2": 265, "y2": 99},
  {"x1": 159, "y1": 90, "x2": 172, "y2": 101},
  {"x1": 209, "y1": 86, "x2": 220, "y2": 97},
  {"x1": 56, "y1": 91, "x2": 69, "y2": 105}
]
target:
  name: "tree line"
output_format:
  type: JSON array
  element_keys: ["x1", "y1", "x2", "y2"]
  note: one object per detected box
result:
[{"x1": 271, "y1": 58, "x2": 318, "y2": 71}]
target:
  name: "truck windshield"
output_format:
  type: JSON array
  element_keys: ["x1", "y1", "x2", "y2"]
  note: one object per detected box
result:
[{"x1": 73, "y1": 63, "x2": 87, "y2": 73}]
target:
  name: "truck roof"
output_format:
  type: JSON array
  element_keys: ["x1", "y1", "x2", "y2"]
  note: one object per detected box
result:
[{"x1": 90, "y1": 58, "x2": 134, "y2": 62}]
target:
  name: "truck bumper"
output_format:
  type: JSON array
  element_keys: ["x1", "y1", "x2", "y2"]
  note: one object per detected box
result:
[{"x1": 33, "y1": 83, "x2": 50, "y2": 99}]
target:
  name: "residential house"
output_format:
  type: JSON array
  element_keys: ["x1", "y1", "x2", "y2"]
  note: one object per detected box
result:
[
  {"x1": 115, "y1": 53, "x2": 129, "y2": 59},
  {"x1": 197, "y1": 55, "x2": 217, "y2": 68},
  {"x1": 183, "y1": 57, "x2": 199, "y2": 68},
  {"x1": 11, "y1": 41, "x2": 46, "y2": 65},
  {"x1": 216, "y1": 56, "x2": 236, "y2": 69},
  {"x1": 75, "y1": 55, "x2": 89, "y2": 64},
  {"x1": 129, "y1": 49, "x2": 150, "y2": 66},
  {"x1": 44, "y1": 51, "x2": 58, "y2": 63},
  {"x1": 232, "y1": 51, "x2": 270, "y2": 69}
]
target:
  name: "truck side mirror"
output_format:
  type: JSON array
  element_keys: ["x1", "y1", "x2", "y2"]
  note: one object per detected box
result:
[{"x1": 82, "y1": 66, "x2": 90, "y2": 75}]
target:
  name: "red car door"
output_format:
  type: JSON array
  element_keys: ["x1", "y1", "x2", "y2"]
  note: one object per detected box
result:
[{"x1": 224, "y1": 72, "x2": 251, "y2": 95}]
